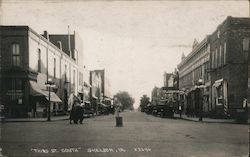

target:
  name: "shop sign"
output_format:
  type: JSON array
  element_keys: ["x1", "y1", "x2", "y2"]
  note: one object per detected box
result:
[{"x1": 6, "y1": 90, "x2": 24, "y2": 96}]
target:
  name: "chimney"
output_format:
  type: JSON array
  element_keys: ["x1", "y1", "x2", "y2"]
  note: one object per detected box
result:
[
  {"x1": 43, "y1": 31, "x2": 49, "y2": 40},
  {"x1": 57, "y1": 41, "x2": 62, "y2": 50}
]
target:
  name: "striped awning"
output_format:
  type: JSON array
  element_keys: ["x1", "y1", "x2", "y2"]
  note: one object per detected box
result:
[
  {"x1": 30, "y1": 81, "x2": 46, "y2": 97},
  {"x1": 43, "y1": 91, "x2": 62, "y2": 103}
]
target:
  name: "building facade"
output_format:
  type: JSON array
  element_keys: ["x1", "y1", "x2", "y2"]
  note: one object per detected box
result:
[
  {"x1": 0, "y1": 26, "x2": 84, "y2": 118},
  {"x1": 178, "y1": 16, "x2": 250, "y2": 118},
  {"x1": 209, "y1": 17, "x2": 250, "y2": 118},
  {"x1": 89, "y1": 69, "x2": 112, "y2": 114},
  {"x1": 89, "y1": 70, "x2": 102, "y2": 114},
  {"x1": 178, "y1": 36, "x2": 211, "y2": 116}
]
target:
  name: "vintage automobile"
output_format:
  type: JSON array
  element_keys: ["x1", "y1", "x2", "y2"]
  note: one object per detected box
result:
[
  {"x1": 83, "y1": 101, "x2": 94, "y2": 118},
  {"x1": 145, "y1": 104, "x2": 153, "y2": 115},
  {"x1": 152, "y1": 88, "x2": 184, "y2": 118}
]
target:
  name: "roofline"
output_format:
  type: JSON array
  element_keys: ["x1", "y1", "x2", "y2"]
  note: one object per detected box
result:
[{"x1": 177, "y1": 35, "x2": 209, "y2": 68}]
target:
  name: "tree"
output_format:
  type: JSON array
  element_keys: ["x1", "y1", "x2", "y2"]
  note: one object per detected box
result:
[
  {"x1": 140, "y1": 95, "x2": 150, "y2": 112},
  {"x1": 114, "y1": 91, "x2": 135, "y2": 111}
]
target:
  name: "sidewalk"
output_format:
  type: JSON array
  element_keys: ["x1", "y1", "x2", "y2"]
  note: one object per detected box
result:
[
  {"x1": 174, "y1": 114, "x2": 238, "y2": 124},
  {"x1": 1, "y1": 115, "x2": 69, "y2": 123}
]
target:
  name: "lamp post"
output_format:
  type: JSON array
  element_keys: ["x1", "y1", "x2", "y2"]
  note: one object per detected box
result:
[
  {"x1": 45, "y1": 78, "x2": 55, "y2": 121},
  {"x1": 197, "y1": 78, "x2": 204, "y2": 121}
]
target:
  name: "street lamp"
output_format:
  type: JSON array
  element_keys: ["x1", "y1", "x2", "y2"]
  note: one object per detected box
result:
[
  {"x1": 197, "y1": 78, "x2": 204, "y2": 121},
  {"x1": 45, "y1": 78, "x2": 55, "y2": 121}
]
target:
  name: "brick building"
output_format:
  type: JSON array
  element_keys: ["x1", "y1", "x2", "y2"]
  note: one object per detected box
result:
[
  {"x1": 0, "y1": 26, "x2": 84, "y2": 118},
  {"x1": 209, "y1": 17, "x2": 250, "y2": 118},
  {"x1": 178, "y1": 16, "x2": 250, "y2": 118}
]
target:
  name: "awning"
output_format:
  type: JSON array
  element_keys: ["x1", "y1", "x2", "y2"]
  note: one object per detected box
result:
[
  {"x1": 29, "y1": 81, "x2": 46, "y2": 97},
  {"x1": 165, "y1": 90, "x2": 184, "y2": 94},
  {"x1": 213, "y1": 79, "x2": 223, "y2": 88},
  {"x1": 43, "y1": 91, "x2": 62, "y2": 103}
]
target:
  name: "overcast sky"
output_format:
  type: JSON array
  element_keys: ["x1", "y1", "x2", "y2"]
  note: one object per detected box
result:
[{"x1": 1, "y1": 0, "x2": 249, "y2": 108}]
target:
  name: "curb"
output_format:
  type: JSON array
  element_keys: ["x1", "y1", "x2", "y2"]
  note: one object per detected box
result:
[
  {"x1": 177, "y1": 117, "x2": 248, "y2": 125},
  {"x1": 1, "y1": 117, "x2": 69, "y2": 123}
]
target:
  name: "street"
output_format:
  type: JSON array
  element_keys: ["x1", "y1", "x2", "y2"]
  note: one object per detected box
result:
[{"x1": 0, "y1": 111, "x2": 249, "y2": 157}]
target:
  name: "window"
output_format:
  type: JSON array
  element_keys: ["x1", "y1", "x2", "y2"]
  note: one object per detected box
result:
[
  {"x1": 215, "y1": 48, "x2": 218, "y2": 68},
  {"x1": 217, "y1": 30, "x2": 220, "y2": 38},
  {"x1": 73, "y1": 70, "x2": 75, "y2": 85},
  {"x1": 12, "y1": 43, "x2": 20, "y2": 66},
  {"x1": 243, "y1": 38, "x2": 249, "y2": 51},
  {"x1": 224, "y1": 42, "x2": 227, "y2": 64},
  {"x1": 79, "y1": 72, "x2": 83, "y2": 86},
  {"x1": 211, "y1": 51, "x2": 214, "y2": 69},
  {"x1": 243, "y1": 38, "x2": 249, "y2": 61},
  {"x1": 65, "y1": 64, "x2": 67, "y2": 81},
  {"x1": 219, "y1": 45, "x2": 222, "y2": 67},
  {"x1": 53, "y1": 58, "x2": 56, "y2": 78},
  {"x1": 38, "y1": 49, "x2": 41, "y2": 72},
  {"x1": 11, "y1": 79, "x2": 23, "y2": 100},
  {"x1": 73, "y1": 69, "x2": 76, "y2": 92}
]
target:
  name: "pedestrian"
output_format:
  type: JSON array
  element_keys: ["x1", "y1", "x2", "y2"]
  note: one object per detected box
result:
[
  {"x1": 179, "y1": 105, "x2": 182, "y2": 118},
  {"x1": 79, "y1": 103, "x2": 85, "y2": 124},
  {"x1": 72, "y1": 101, "x2": 82, "y2": 124},
  {"x1": 69, "y1": 103, "x2": 76, "y2": 124},
  {"x1": 68, "y1": 94, "x2": 75, "y2": 124}
]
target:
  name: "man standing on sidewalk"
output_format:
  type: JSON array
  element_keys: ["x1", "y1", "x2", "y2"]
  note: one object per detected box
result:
[{"x1": 179, "y1": 105, "x2": 182, "y2": 118}]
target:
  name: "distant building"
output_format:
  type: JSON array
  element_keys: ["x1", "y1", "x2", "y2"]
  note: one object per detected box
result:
[
  {"x1": 163, "y1": 73, "x2": 172, "y2": 87},
  {"x1": 0, "y1": 26, "x2": 84, "y2": 118},
  {"x1": 89, "y1": 70, "x2": 102, "y2": 114},
  {"x1": 90, "y1": 69, "x2": 112, "y2": 111},
  {"x1": 163, "y1": 71, "x2": 179, "y2": 90}
]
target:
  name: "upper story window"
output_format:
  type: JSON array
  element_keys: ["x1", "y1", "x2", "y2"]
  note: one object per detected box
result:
[
  {"x1": 217, "y1": 30, "x2": 220, "y2": 38},
  {"x1": 243, "y1": 38, "x2": 249, "y2": 51},
  {"x1": 243, "y1": 38, "x2": 249, "y2": 62},
  {"x1": 73, "y1": 70, "x2": 75, "y2": 85},
  {"x1": 53, "y1": 58, "x2": 56, "y2": 78},
  {"x1": 219, "y1": 45, "x2": 222, "y2": 67},
  {"x1": 224, "y1": 42, "x2": 227, "y2": 64},
  {"x1": 38, "y1": 49, "x2": 41, "y2": 72},
  {"x1": 65, "y1": 64, "x2": 67, "y2": 81},
  {"x1": 12, "y1": 43, "x2": 20, "y2": 66},
  {"x1": 215, "y1": 48, "x2": 218, "y2": 68}
]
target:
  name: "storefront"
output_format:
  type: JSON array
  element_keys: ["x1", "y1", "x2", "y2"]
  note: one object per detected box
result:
[
  {"x1": 29, "y1": 80, "x2": 62, "y2": 118},
  {"x1": 212, "y1": 79, "x2": 228, "y2": 117}
]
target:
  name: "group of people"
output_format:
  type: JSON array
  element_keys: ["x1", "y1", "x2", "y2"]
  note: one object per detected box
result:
[{"x1": 68, "y1": 94, "x2": 84, "y2": 124}]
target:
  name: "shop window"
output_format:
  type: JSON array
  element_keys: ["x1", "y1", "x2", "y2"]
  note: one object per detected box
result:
[
  {"x1": 12, "y1": 43, "x2": 20, "y2": 66},
  {"x1": 216, "y1": 86, "x2": 223, "y2": 106},
  {"x1": 11, "y1": 79, "x2": 23, "y2": 101}
]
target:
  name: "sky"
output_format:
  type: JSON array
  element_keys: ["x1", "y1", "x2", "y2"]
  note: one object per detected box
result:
[{"x1": 0, "y1": 0, "x2": 249, "y2": 108}]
